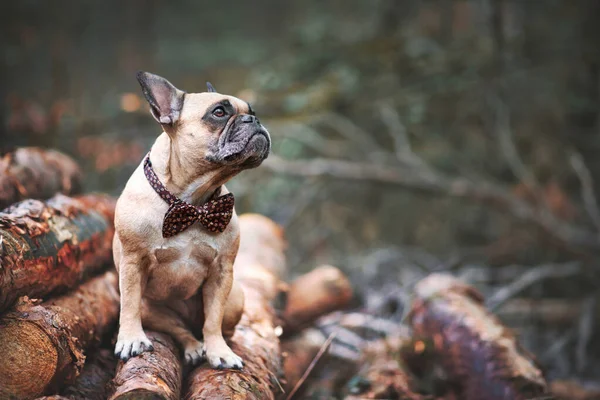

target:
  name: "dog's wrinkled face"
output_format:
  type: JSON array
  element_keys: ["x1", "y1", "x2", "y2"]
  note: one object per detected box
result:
[{"x1": 137, "y1": 71, "x2": 270, "y2": 172}]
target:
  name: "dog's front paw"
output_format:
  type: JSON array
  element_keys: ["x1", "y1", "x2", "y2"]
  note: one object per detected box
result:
[
  {"x1": 204, "y1": 342, "x2": 243, "y2": 370},
  {"x1": 115, "y1": 333, "x2": 154, "y2": 361},
  {"x1": 184, "y1": 340, "x2": 206, "y2": 366}
]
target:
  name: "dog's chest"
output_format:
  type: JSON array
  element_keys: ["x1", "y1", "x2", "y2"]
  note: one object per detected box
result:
[{"x1": 145, "y1": 231, "x2": 219, "y2": 300}]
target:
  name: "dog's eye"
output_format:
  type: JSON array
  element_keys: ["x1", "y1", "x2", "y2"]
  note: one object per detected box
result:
[{"x1": 212, "y1": 107, "x2": 226, "y2": 117}]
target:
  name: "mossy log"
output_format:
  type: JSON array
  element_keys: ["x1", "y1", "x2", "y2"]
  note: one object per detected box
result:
[{"x1": 0, "y1": 193, "x2": 115, "y2": 312}]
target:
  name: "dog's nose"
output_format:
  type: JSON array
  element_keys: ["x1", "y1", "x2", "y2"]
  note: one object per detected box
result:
[{"x1": 241, "y1": 115, "x2": 256, "y2": 123}]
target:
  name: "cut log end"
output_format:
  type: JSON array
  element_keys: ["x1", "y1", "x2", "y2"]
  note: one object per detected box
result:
[
  {"x1": 0, "y1": 271, "x2": 120, "y2": 400},
  {"x1": 0, "y1": 320, "x2": 58, "y2": 399}
]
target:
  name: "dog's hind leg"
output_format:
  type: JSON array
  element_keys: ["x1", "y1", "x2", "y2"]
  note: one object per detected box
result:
[{"x1": 141, "y1": 300, "x2": 205, "y2": 365}]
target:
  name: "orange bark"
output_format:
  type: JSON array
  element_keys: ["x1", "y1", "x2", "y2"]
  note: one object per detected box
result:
[
  {"x1": 281, "y1": 265, "x2": 353, "y2": 335},
  {"x1": 109, "y1": 332, "x2": 182, "y2": 400}
]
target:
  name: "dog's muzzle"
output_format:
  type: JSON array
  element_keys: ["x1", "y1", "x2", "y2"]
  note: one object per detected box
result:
[{"x1": 216, "y1": 115, "x2": 270, "y2": 167}]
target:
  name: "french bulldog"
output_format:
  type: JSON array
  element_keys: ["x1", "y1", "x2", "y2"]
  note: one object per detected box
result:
[{"x1": 113, "y1": 71, "x2": 270, "y2": 369}]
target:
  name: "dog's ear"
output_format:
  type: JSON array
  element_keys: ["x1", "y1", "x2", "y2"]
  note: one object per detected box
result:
[
  {"x1": 206, "y1": 82, "x2": 217, "y2": 93},
  {"x1": 136, "y1": 71, "x2": 185, "y2": 127}
]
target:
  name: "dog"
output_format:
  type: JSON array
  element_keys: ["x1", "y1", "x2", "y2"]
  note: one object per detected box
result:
[{"x1": 113, "y1": 71, "x2": 270, "y2": 369}]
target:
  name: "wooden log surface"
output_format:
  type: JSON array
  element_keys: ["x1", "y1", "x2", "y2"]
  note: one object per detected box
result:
[
  {"x1": 184, "y1": 214, "x2": 287, "y2": 400},
  {"x1": 236, "y1": 213, "x2": 287, "y2": 279},
  {"x1": 281, "y1": 328, "x2": 328, "y2": 393},
  {"x1": 109, "y1": 331, "x2": 182, "y2": 400},
  {"x1": 0, "y1": 271, "x2": 120, "y2": 400},
  {"x1": 0, "y1": 193, "x2": 115, "y2": 312},
  {"x1": 408, "y1": 274, "x2": 549, "y2": 400},
  {"x1": 0, "y1": 147, "x2": 82, "y2": 210},
  {"x1": 344, "y1": 336, "x2": 423, "y2": 400},
  {"x1": 281, "y1": 265, "x2": 353, "y2": 335},
  {"x1": 35, "y1": 348, "x2": 117, "y2": 400}
]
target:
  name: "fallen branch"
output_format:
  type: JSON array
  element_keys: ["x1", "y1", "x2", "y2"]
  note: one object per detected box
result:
[
  {"x1": 317, "y1": 311, "x2": 406, "y2": 339},
  {"x1": 109, "y1": 332, "x2": 182, "y2": 400},
  {"x1": 184, "y1": 214, "x2": 287, "y2": 400},
  {"x1": 281, "y1": 265, "x2": 353, "y2": 335},
  {"x1": 0, "y1": 147, "x2": 82, "y2": 210},
  {"x1": 0, "y1": 271, "x2": 120, "y2": 400},
  {"x1": 264, "y1": 156, "x2": 600, "y2": 253},
  {"x1": 0, "y1": 193, "x2": 116, "y2": 312},
  {"x1": 408, "y1": 274, "x2": 549, "y2": 400},
  {"x1": 486, "y1": 262, "x2": 582, "y2": 311},
  {"x1": 569, "y1": 150, "x2": 600, "y2": 234},
  {"x1": 497, "y1": 297, "x2": 595, "y2": 326}
]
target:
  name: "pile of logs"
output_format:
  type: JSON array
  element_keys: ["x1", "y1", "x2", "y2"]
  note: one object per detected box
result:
[{"x1": 0, "y1": 147, "x2": 593, "y2": 400}]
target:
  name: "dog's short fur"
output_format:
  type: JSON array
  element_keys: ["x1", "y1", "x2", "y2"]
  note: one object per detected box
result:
[{"x1": 113, "y1": 72, "x2": 270, "y2": 369}]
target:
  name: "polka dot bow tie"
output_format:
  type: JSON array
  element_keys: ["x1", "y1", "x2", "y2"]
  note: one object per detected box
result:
[{"x1": 143, "y1": 153, "x2": 234, "y2": 238}]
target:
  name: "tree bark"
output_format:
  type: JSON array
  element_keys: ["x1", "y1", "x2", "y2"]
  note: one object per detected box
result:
[
  {"x1": 0, "y1": 270, "x2": 120, "y2": 400},
  {"x1": 345, "y1": 337, "x2": 423, "y2": 400},
  {"x1": 109, "y1": 331, "x2": 182, "y2": 400},
  {"x1": 0, "y1": 193, "x2": 115, "y2": 312},
  {"x1": 281, "y1": 265, "x2": 353, "y2": 335},
  {"x1": 0, "y1": 147, "x2": 83, "y2": 210},
  {"x1": 236, "y1": 212, "x2": 288, "y2": 279},
  {"x1": 408, "y1": 274, "x2": 549, "y2": 400},
  {"x1": 35, "y1": 348, "x2": 117, "y2": 400},
  {"x1": 184, "y1": 214, "x2": 287, "y2": 400}
]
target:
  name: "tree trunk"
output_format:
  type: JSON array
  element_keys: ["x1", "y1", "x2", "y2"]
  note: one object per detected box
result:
[
  {"x1": 35, "y1": 348, "x2": 117, "y2": 400},
  {"x1": 0, "y1": 147, "x2": 83, "y2": 209},
  {"x1": 184, "y1": 214, "x2": 287, "y2": 400},
  {"x1": 0, "y1": 193, "x2": 115, "y2": 312},
  {"x1": 0, "y1": 270, "x2": 120, "y2": 400},
  {"x1": 109, "y1": 331, "x2": 182, "y2": 400},
  {"x1": 281, "y1": 265, "x2": 353, "y2": 335}
]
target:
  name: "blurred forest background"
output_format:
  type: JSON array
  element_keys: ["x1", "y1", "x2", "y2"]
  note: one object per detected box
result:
[{"x1": 2, "y1": 0, "x2": 600, "y2": 383}]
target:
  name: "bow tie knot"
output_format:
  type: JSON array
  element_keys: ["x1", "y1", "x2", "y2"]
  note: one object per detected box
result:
[{"x1": 143, "y1": 153, "x2": 235, "y2": 238}]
